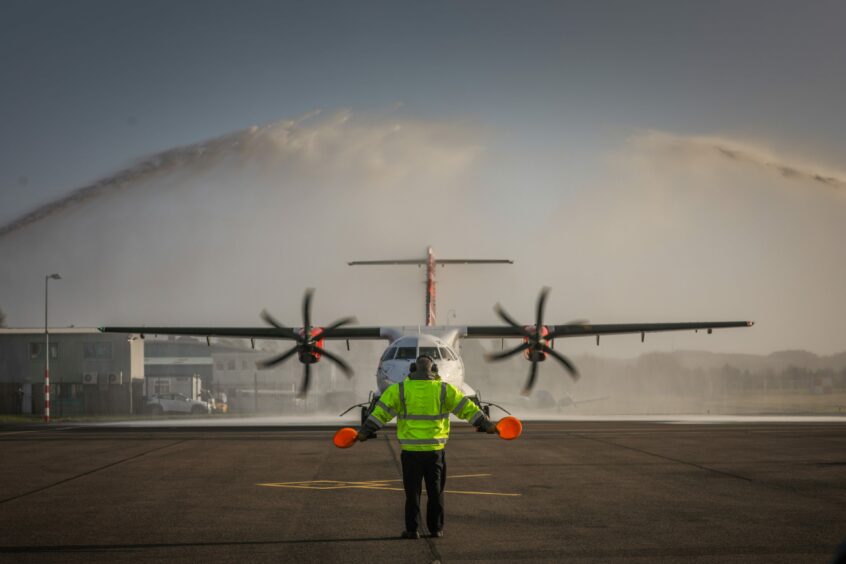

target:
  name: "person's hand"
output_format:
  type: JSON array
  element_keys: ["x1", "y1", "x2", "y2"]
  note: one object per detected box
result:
[
  {"x1": 356, "y1": 432, "x2": 369, "y2": 442},
  {"x1": 485, "y1": 424, "x2": 499, "y2": 435}
]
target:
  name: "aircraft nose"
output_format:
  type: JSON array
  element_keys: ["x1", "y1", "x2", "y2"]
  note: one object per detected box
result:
[{"x1": 383, "y1": 362, "x2": 410, "y2": 382}]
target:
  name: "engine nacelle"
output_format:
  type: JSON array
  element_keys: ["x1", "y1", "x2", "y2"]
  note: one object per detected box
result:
[
  {"x1": 522, "y1": 325, "x2": 550, "y2": 362},
  {"x1": 298, "y1": 327, "x2": 325, "y2": 363}
]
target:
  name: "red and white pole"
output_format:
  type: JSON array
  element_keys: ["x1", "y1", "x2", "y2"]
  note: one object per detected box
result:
[
  {"x1": 44, "y1": 369, "x2": 50, "y2": 423},
  {"x1": 44, "y1": 275, "x2": 50, "y2": 423},
  {"x1": 44, "y1": 273, "x2": 60, "y2": 423}
]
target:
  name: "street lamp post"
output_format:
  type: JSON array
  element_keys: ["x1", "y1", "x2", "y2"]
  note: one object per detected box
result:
[{"x1": 44, "y1": 273, "x2": 61, "y2": 423}]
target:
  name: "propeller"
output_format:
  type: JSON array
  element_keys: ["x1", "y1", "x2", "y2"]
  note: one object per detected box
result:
[
  {"x1": 487, "y1": 287, "x2": 580, "y2": 395},
  {"x1": 257, "y1": 289, "x2": 356, "y2": 398}
]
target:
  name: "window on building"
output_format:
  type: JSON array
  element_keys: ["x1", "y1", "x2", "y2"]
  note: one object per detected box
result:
[
  {"x1": 96, "y1": 342, "x2": 111, "y2": 359},
  {"x1": 83, "y1": 342, "x2": 112, "y2": 359},
  {"x1": 154, "y1": 380, "x2": 170, "y2": 394},
  {"x1": 227, "y1": 359, "x2": 236, "y2": 370},
  {"x1": 29, "y1": 343, "x2": 59, "y2": 360}
]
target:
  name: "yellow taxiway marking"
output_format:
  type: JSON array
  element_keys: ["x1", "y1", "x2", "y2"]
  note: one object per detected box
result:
[{"x1": 257, "y1": 473, "x2": 521, "y2": 497}]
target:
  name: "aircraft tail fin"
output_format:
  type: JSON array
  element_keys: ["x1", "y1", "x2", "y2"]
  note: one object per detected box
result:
[{"x1": 349, "y1": 247, "x2": 512, "y2": 326}]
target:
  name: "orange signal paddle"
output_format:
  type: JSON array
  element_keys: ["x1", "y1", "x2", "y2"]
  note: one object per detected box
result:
[
  {"x1": 496, "y1": 416, "x2": 523, "y2": 440},
  {"x1": 333, "y1": 427, "x2": 358, "y2": 449}
]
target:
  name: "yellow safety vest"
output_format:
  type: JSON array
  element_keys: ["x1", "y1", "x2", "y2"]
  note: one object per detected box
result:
[{"x1": 368, "y1": 378, "x2": 485, "y2": 451}]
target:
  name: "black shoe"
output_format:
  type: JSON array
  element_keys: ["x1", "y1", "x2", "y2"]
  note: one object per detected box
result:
[
  {"x1": 401, "y1": 531, "x2": 420, "y2": 539},
  {"x1": 430, "y1": 531, "x2": 444, "y2": 538}
]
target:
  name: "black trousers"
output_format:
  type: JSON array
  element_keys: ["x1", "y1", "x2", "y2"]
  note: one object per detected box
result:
[{"x1": 400, "y1": 449, "x2": 446, "y2": 533}]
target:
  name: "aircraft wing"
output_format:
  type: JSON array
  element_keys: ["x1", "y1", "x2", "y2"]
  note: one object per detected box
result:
[
  {"x1": 464, "y1": 320, "x2": 753, "y2": 339},
  {"x1": 99, "y1": 326, "x2": 386, "y2": 340}
]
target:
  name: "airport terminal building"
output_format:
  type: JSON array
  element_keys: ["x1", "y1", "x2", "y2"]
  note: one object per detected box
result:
[
  {"x1": 1, "y1": 328, "x2": 386, "y2": 417},
  {"x1": 0, "y1": 328, "x2": 143, "y2": 415},
  {"x1": 0, "y1": 329, "x2": 301, "y2": 416}
]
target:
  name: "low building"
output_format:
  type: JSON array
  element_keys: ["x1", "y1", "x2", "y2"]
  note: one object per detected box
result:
[
  {"x1": 143, "y1": 337, "x2": 216, "y2": 401},
  {"x1": 0, "y1": 328, "x2": 143, "y2": 415}
]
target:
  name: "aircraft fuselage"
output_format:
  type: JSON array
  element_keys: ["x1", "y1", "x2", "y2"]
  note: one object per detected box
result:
[{"x1": 375, "y1": 330, "x2": 470, "y2": 395}]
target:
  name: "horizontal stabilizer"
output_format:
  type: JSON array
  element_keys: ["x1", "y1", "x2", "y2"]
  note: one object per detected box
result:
[{"x1": 349, "y1": 258, "x2": 513, "y2": 265}]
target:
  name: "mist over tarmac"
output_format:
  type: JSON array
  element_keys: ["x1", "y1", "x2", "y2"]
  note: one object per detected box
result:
[{"x1": 2, "y1": 109, "x2": 845, "y2": 418}]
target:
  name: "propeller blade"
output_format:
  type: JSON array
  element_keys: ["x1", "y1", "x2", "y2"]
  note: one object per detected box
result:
[
  {"x1": 313, "y1": 345, "x2": 354, "y2": 378},
  {"x1": 486, "y1": 341, "x2": 530, "y2": 361},
  {"x1": 256, "y1": 344, "x2": 300, "y2": 369},
  {"x1": 539, "y1": 344, "x2": 580, "y2": 381},
  {"x1": 494, "y1": 304, "x2": 530, "y2": 336},
  {"x1": 260, "y1": 309, "x2": 288, "y2": 331},
  {"x1": 522, "y1": 357, "x2": 540, "y2": 396},
  {"x1": 302, "y1": 288, "x2": 314, "y2": 334},
  {"x1": 535, "y1": 286, "x2": 550, "y2": 335},
  {"x1": 298, "y1": 361, "x2": 312, "y2": 399},
  {"x1": 317, "y1": 316, "x2": 358, "y2": 340}
]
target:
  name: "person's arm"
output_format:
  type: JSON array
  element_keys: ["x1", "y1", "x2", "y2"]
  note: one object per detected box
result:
[
  {"x1": 447, "y1": 385, "x2": 498, "y2": 434},
  {"x1": 356, "y1": 385, "x2": 400, "y2": 441}
]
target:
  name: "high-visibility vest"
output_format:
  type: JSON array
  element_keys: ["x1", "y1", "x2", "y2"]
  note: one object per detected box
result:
[{"x1": 368, "y1": 378, "x2": 485, "y2": 451}]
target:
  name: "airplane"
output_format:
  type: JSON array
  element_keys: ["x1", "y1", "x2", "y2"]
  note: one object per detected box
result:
[{"x1": 101, "y1": 247, "x2": 753, "y2": 423}]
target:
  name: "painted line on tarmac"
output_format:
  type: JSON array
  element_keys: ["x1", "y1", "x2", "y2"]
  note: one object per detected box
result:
[
  {"x1": 346, "y1": 485, "x2": 519, "y2": 497},
  {"x1": 0, "y1": 439, "x2": 187, "y2": 506},
  {"x1": 257, "y1": 474, "x2": 520, "y2": 496}
]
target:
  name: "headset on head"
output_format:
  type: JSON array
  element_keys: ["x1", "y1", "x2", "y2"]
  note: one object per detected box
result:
[{"x1": 410, "y1": 354, "x2": 438, "y2": 374}]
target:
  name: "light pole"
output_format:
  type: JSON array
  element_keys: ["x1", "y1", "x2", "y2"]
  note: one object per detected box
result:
[{"x1": 44, "y1": 273, "x2": 61, "y2": 423}]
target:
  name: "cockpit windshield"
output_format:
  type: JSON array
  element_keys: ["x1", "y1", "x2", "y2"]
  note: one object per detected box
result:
[
  {"x1": 418, "y1": 347, "x2": 441, "y2": 359},
  {"x1": 381, "y1": 348, "x2": 396, "y2": 361},
  {"x1": 395, "y1": 347, "x2": 417, "y2": 360},
  {"x1": 439, "y1": 347, "x2": 457, "y2": 361}
]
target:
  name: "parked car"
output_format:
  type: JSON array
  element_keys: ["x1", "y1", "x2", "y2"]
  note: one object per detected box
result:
[{"x1": 146, "y1": 393, "x2": 211, "y2": 415}]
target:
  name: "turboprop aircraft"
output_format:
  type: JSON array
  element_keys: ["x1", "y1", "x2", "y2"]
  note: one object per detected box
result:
[{"x1": 101, "y1": 247, "x2": 753, "y2": 422}]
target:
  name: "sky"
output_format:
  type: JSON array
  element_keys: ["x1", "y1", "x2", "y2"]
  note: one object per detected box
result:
[{"x1": 0, "y1": 0, "x2": 844, "y2": 358}]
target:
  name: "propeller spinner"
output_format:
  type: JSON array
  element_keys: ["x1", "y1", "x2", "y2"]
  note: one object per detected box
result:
[
  {"x1": 487, "y1": 287, "x2": 580, "y2": 395},
  {"x1": 257, "y1": 289, "x2": 356, "y2": 398}
]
